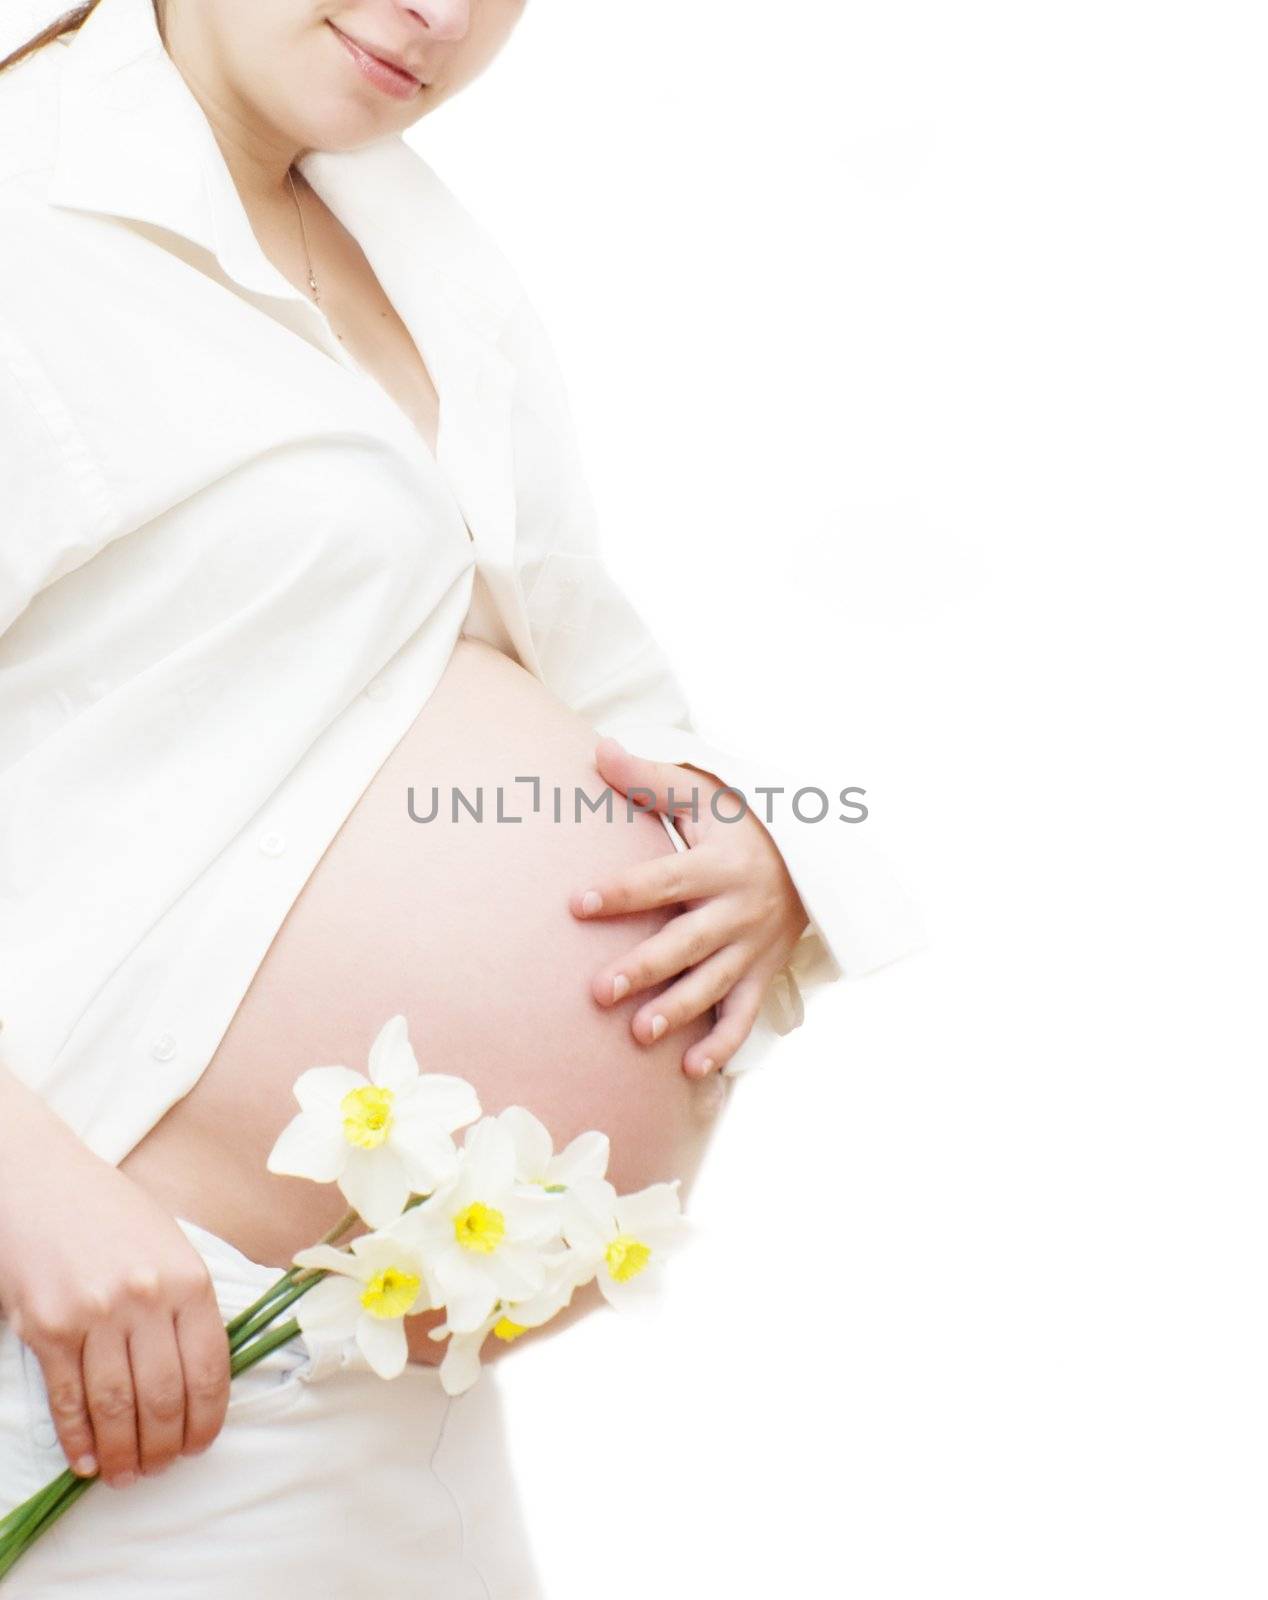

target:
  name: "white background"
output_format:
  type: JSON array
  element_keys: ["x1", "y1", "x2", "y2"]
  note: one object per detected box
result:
[
  {"x1": 4, "y1": 1, "x2": 1263, "y2": 1594},
  {"x1": 422, "y1": 4, "x2": 1267, "y2": 1597}
]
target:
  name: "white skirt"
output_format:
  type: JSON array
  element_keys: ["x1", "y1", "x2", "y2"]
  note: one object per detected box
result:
[{"x1": 0, "y1": 1217, "x2": 546, "y2": 1598}]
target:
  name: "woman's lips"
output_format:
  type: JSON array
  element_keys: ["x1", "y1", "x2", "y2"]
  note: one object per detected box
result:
[{"x1": 327, "y1": 22, "x2": 424, "y2": 101}]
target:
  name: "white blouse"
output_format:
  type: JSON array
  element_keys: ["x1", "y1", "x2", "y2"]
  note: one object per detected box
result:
[{"x1": 0, "y1": 0, "x2": 922, "y2": 1166}]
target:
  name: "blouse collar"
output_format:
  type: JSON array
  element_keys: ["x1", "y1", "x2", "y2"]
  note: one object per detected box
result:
[
  {"x1": 44, "y1": 0, "x2": 522, "y2": 337},
  {"x1": 43, "y1": 0, "x2": 530, "y2": 595}
]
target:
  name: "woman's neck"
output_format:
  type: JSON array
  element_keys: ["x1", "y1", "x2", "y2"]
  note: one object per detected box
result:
[{"x1": 157, "y1": 0, "x2": 302, "y2": 206}]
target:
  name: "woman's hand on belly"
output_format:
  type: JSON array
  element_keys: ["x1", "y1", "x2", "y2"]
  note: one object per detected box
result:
[
  {"x1": 118, "y1": 639, "x2": 735, "y2": 1343},
  {"x1": 571, "y1": 735, "x2": 811, "y2": 1079},
  {"x1": 0, "y1": 1068, "x2": 232, "y2": 1488}
]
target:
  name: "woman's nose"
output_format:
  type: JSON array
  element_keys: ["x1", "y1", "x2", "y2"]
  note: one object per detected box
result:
[{"x1": 400, "y1": 0, "x2": 470, "y2": 42}]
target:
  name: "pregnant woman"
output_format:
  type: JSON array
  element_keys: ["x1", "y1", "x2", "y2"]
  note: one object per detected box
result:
[{"x1": 0, "y1": 0, "x2": 912, "y2": 1593}]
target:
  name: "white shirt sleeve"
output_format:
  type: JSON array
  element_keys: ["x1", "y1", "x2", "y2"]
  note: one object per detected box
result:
[
  {"x1": 503, "y1": 294, "x2": 927, "y2": 1076},
  {"x1": 0, "y1": 325, "x2": 119, "y2": 639}
]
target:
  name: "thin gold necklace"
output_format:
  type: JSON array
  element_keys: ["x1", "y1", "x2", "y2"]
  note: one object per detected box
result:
[{"x1": 285, "y1": 165, "x2": 322, "y2": 310}]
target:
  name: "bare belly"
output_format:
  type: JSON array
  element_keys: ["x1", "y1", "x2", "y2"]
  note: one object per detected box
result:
[{"x1": 118, "y1": 636, "x2": 728, "y2": 1359}]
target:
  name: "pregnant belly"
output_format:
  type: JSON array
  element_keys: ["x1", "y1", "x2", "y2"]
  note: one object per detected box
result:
[{"x1": 118, "y1": 637, "x2": 728, "y2": 1358}]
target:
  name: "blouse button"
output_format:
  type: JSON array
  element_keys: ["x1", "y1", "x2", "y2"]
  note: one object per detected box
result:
[
  {"x1": 31, "y1": 1419, "x2": 58, "y2": 1450},
  {"x1": 363, "y1": 676, "x2": 391, "y2": 702},
  {"x1": 258, "y1": 831, "x2": 286, "y2": 858},
  {"x1": 151, "y1": 1033, "x2": 177, "y2": 1063}
]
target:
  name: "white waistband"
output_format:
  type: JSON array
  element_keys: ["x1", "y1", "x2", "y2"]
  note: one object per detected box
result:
[{"x1": 172, "y1": 1215, "x2": 289, "y2": 1292}]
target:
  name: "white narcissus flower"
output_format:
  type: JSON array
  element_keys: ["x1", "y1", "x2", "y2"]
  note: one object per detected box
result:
[
  {"x1": 497, "y1": 1106, "x2": 610, "y2": 1234},
  {"x1": 427, "y1": 1252, "x2": 581, "y2": 1396},
  {"x1": 394, "y1": 1116, "x2": 566, "y2": 1334},
  {"x1": 291, "y1": 1227, "x2": 436, "y2": 1380},
  {"x1": 500, "y1": 1105, "x2": 610, "y2": 1189},
  {"x1": 563, "y1": 1176, "x2": 689, "y2": 1310},
  {"x1": 266, "y1": 1014, "x2": 481, "y2": 1227}
]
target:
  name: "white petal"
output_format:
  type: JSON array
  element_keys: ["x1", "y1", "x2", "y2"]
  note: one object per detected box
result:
[
  {"x1": 402, "y1": 1074, "x2": 482, "y2": 1135},
  {"x1": 438, "y1": 1328, "x2": 489, "y2": 1396},
  {"x1": 614, "y1": 1180, "x2": 683, "y2": 1237},
  {"x1": 486, "y1": 1245, "x2": 546, "y2": 1303},
  {"x1": 553, "y1": 1243, "x2": 603, "y2": 1296},
  {"x1": 295, "y1": 1275, "x2": 364, "y2": 1339},
  {"x1": 388, "y1": 1197, "x2": 451, "y2": 1259},
  {"x1": 339, "y1": 1147, "x2": 413, "y2": 1229},
  {"x1": 599, "y1": 1259, "x2": 667, "y2": 1313},
  {"x1": 292, "y1": 1243, "x2": 366, "y2": 1279},
  {"x1": 546, "y1": 1130, "x2": 610, "y2": 1187},
  {"x1": 498, "y1": 1106, "x2": 554, "y2": 1182},
  {"x1": 501, "y1": 1258, "x2": 581, "y2": 1325},
  {"x1": 559, "y1": 1191, "x2": 606, "y2": 1247},
  {"x1": 434, "y1": 1250, "x2": 499, "y2": 1333},
  {"x1": 504, "y1": 1278, "x2": 574, "y2": 1327},
  {"x1": 389, "y1": 1116, "x2": 460, "y2": 1194},
  {"x1": 562, "y1": 1175, "x2": 619, "y2": 1249},
  {"x1": 347, "y1": 1230, "x2": 416, "y2": 1272},
  {"x1": 552, "y1": 1242, "x2": 601, "y2": 1291},
  {"x1": 642, "y1": 1221, "x2": 691, "y2": 1255},
  {"x1": 355, "y1": 1313, "x2": 409, "y2": 1379},
  {"x1": 292, "y1": 1065, "x2": 368, "y2": 1113},
  {"x1": 266, "y1": 1111, "x2": 347, "y2": 1183},
  {"x1": 367, "y1": 1015, "x2": 419, "y2": 1094},
  {"x1": 503, "y1": 1189, "x2": 567, "y2": 1248},
  {"x1": 459, "y1": 1116, "x2": 516, "y2": 1196}
]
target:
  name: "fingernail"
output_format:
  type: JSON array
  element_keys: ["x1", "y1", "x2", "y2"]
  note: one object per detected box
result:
[
  {"x1": 112, "y1": 1471, "x2": 137, "y2": 1489},
  {"x1": 73, "y1": 1454, "x2": 97, "y2": 1477},
  {"x1": 611, "y1": 974, "x2": 630, "y2": 1001},
  {"x1": 696, "y1": 1057, "x2": 715, "y2": 1076},
  {"x1": 580, "y1": 890, "x2": 603, "y2": 915},
  {"x1": 650, "y1": 1014, "x2": 667, "y2": 1040}
]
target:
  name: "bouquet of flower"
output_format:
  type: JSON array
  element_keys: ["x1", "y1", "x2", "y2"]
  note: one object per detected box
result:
[{"x1": 0, "y1": 1015, "x2": 688, "y2": 1580}]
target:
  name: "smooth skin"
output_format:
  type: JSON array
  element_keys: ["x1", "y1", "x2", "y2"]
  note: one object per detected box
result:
[{"x1": 0, "y1": 0, "x2": 808, "y2": 1492}]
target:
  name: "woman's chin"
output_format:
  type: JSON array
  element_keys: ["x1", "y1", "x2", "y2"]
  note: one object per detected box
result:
[{"x1": 284, "y1": 101, "x2": 401, "y2": 157}]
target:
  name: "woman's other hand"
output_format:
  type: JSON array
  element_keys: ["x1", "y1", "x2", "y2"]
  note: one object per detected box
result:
[
  {"x1": 571, "y1": 736, "x2": 810, "y2": 1078},
  {"x1": 0, "y1": 1070, "x2": 231, "y2": 1488}
]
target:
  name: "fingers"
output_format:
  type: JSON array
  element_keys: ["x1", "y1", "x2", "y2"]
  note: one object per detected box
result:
[
  {"x1": 128, "y1": 1315, "x2": 188, "y2": 1476},
  {"x1": 571, "y1": 848, "x2": 726, "y2": 923},
  {"x1": 81, "y1": 1323, "x2": 140, "y2": 1487},
  {"x1": 591, "y1": 738, "x2": 698, "y2": 820},
  {"x1": 32, "y1": 1258, "x2": 226, "y2": 1488},
  {"x1": 682, "y1": 969, "x2": 773, "y2": 1077},
  {"x1": 37, "y1": 1338, "x2": 97, "y2": 1479},
  {"x1": 174, "y1": 1291, "x2": 231, "y2": 1458},
  {"x1": 590, "y1": 903, "x2": 737, "y2": 1017},
  {"x1": 629, "y1": 943, "x2": 752, "y2": 1049}
]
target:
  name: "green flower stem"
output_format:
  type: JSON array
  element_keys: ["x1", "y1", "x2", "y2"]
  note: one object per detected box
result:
[
  {"x1": 222, "y1": 1267, "x2": 300, "y2": 1339},
  {"x1": 0, "y1": 1473, "x2": 71, "y2": 1547},
  {"x1": 222, "y1": 1207, "x2": 360, "y2": 1341},
  {"x1": 229, "y1": 1316, "x2": 303, "y2": 1378},
  {"x1": 227, "y1": 1271, "x2": 323, "y2": 1355},
  {"x1": 0, "y1": 1474, "x2": 91, "y2": 1578}
]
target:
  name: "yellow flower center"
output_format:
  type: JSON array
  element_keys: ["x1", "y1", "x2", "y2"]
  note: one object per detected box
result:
[
  {"x1": 605, "y1": 1234, "x2": 652, "y2": 1282},
  {"x1": 359, "y1": 1265, "x2": 421, "y2": 1320},
  {"x1": 492, "y1": 1316, "x2": 528, "y2": 1342},
  {"x1": 454, "y1": 1201, "x2": 506, "y2": 1254},
  {"x1": 340, "y1": 1084, "x2": 395, "y2": 1149}
]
